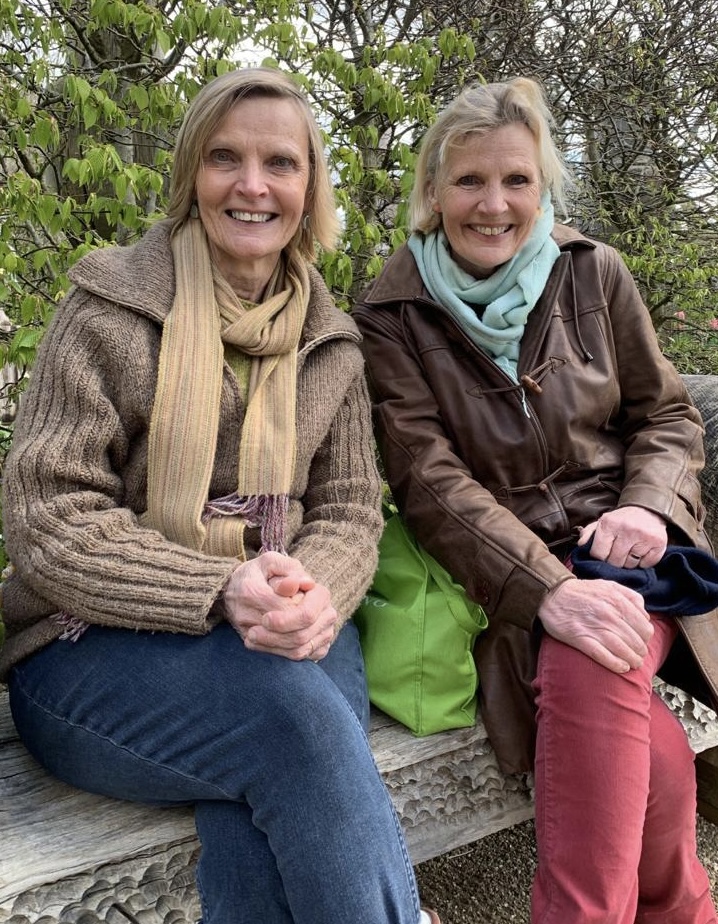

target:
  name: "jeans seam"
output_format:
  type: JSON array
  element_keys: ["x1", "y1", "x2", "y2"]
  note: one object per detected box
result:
[
  {"x1": 12, "y1": 671, "x2": 236, "y2": 801},
  {"x1": 322, "y1": 674, "x2": 422, "y2": 921}
]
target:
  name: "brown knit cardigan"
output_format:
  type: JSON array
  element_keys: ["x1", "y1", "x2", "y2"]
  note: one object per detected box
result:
[{"x1": 0, "y1": 221, "x2": 383, "y2": 679}]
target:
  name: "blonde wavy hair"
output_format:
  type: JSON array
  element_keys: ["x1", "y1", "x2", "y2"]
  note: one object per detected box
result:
[
  {"x1": 167, "y1": 67, "x2": 340, "y2": 261},
  {"x1": 409, "y1": 77, "x2": 572, "y2": 234}
]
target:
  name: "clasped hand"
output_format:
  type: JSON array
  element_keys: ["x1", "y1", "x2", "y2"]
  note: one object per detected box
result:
[
  {"x1": 538, "y1": 506, "x2": 668, "y2": 674},
  {"x1": 223, "y1": 552, "x2": 339, "y2": 661}
]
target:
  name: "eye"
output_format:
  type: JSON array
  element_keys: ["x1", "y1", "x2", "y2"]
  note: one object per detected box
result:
[
  {"x1": 206, "y1": 149, "x2": 235, "y2": 167},
  {"x1": 271, "y1": 154, "x2": 299, "y2": 171},
  {"x1": 456, "y1": 175, "x2": 480, "y2": 187},
  {"x1": 507, "y1": 174, "x2": 530, "y2": 186}
]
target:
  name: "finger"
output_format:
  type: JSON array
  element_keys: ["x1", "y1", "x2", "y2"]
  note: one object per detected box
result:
[
  {"x1": 635, "y1": 545, "x2": 665, "y2": 569},
  {"x1": 585, "y1": 527, "x2": 615, "y2": 561},
  {"x1": 611, "y1": 615, "x2": 652, "y2": 657},
  {"x1": 542, "y1": 615, "x2": 645, "y2": 673},
  {"x1": 244, "y1": 638, "x2": 307, "y2": 659},
  {"x1": 269, "y1": 572, "x2": 315, "y2": 598},
  {"x1": 258, "y1": 552, "x2": 315, "y2": 585},
  {"x1": 226, "y1": 560, "x2": 304, "y2": 612},
  {"x1": 243, "y1": 630, "x2": 308, "y2": 657},
  {"x1": 567, "y1": 607, "x2": 651, "y2": 664},
  {"x1": 604, "y1": 535, "x2": 641, "y2": 567},
  {"x1": 574, "y1": 635, "x2": 637, "y2": 674},
  {"x1": 608, "y1": 619, "x2": 652, "y2": 665},
  {"x1": 305, "y1": 631, "x2": 335, "y2": 662},
  {"x1": 621, "y1": 548, "x2": 662, "y2": 569},
  {"x1": 576, "y1": 521, "x2": 598, "y2": 547},
  {"x1": 245, "y1": 617, "x2": 310, "y2": 647},
  {"x1": 247, "y1": 604, "x2": 336, "y2": 649},
  {"x1": 246, "y1": 620, "x2": 337, "y2": 661},
  {"x1": 607, "y1": 547, "x2": 644, "y2": 568},
  {"x1": 624, "y1": 551, "x2": 644, "y2": 568},
  {"x1": 611, "y1": 591, "x2": 654, "y2": 643},
  {"x1": 571, "y1": 604, "x2": 652, "y2": 669},
  {"x1": 261, "y1": 588, "x2": 332, "y2": 634}
]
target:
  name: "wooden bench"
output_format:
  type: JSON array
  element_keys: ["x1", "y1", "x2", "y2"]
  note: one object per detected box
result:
[
  {"x1": 2, "y1": 683, "x2": 718, "y2": 924},
  {"x1": 4, "y1": 372, "x2": 718, "y2": 922}
]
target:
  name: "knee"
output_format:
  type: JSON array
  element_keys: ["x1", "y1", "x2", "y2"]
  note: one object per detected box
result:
[
  {"x1": 535, "y1": 633, "x2": 654, "y2": 706},
  {"x1": 254, "y1": 658, "x2": 364, "y2": 748}
]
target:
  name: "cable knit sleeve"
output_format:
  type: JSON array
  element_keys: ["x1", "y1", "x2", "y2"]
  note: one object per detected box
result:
[{"x1": 2, "y1": 288, "x2": 238, "y2": 636}]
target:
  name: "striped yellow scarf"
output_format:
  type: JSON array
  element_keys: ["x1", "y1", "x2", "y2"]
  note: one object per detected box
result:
[{"x1": 143, "y1": 218, "x2": 308, "y2": 559}]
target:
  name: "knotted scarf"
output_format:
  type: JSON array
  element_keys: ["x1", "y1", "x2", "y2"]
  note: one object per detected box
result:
[
  {"x1": 142, "y1": 217, "x2": 308, "y2": 559},
  {"x1": 408, "y1": 191, "x2": 560, "y2": 382}
]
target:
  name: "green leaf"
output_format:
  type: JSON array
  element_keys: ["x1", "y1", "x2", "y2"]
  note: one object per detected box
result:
[
  {"x1": 129, "y1": 84, "x2": 150, "y2": 111},
  {"x1": 31, "y1": 116, "x2": 58, "y2": 149},
  {"x1": 15, "y1": 96, "x2": 32, "y2": 119},
  {"x1": 67, "y1": 75, "x2": 93, "y2": 105}
]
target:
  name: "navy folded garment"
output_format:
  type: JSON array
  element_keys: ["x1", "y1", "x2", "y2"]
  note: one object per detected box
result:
[{"x1": 569, "y1": 541, "x2": 718, "y2": 616}]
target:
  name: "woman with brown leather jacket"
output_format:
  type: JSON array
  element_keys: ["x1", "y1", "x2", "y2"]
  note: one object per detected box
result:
[{"x1": 354, "y1": 77, "x2": 718, "y2": 923}]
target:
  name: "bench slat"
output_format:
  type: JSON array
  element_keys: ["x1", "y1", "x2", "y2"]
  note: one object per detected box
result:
[
  {"x1": 3, "y1": 681, "x2": 718, "y2": 920},
  {"x1": 0, "y1": 738, "x2": 196, "y2": 904}
]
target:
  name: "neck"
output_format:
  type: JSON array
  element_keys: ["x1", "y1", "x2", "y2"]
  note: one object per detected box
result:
[
  {"x1": 451, "y1": 247, "x2": 498, "y2": 280},
  {"x1": 209, "y1": 251, "x2": 281, "y2": 302},
  {"x1": 223, "y1": 271, "x2": 269, "y2": 303}
]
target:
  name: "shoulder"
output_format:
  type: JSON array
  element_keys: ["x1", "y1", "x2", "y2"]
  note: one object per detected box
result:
[
  {"x1": 304, "y1": 264, "x2": 361, "y2": 345},
  {"x1": 553, "y1": 223, "x2": 633, "y2": 296},
  {"x1": 553, "y1": 223, "x2": 625, "y2": 267},
  {"x1": 67, "y1": 220, "x2": 175, "y2": 322},
  {"x1": 355, "y1": 244, "x2": 425, "y2": 310},
  {"x1": 552, "y1": 222, "x2": 595, "y2": 249}
]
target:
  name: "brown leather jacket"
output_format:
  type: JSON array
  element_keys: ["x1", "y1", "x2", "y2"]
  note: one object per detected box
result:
[{"x1": 354, "y1": 224, "x2": 718, "y2": 774}]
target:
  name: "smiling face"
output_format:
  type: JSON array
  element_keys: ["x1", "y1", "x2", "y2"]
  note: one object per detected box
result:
[
  {"x1": 429, "y1": 123, "x2": 542, "y2": 277},
  {"x1": 194, "y1": 95, "x2": 310, "y2": 300}
]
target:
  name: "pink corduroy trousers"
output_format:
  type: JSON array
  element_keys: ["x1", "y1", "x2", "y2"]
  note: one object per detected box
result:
[{"x1": 531, "y1": 615, "x2": 718, "y2": 924}]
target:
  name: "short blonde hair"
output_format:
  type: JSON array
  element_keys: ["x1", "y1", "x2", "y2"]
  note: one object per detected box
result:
[
  {"x1": 409, "y1": 77, "x2": 571, "y2": 234},
  {"x1": 167, "y1": 67, "x2": 340, "y2": 261}
]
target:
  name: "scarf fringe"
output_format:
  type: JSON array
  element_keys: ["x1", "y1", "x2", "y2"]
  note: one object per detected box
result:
[
  {"x1": 50, "y1": 611, "x2": 90, "y2": 642},
  {"x1": 203, "y1": 492, "x2": 289, "y2": 554}
]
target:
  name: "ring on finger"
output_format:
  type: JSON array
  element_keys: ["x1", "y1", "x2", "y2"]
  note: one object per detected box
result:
[{"x1": 308, "y1": 638, "x2": 315, "y2": 656}]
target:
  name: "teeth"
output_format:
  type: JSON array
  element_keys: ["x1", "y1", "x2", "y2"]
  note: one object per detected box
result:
[
  {"x1": 474, "y1": 225, "x2": 509, "y2": 236},
  {"x1": 230, "y1": 211, "x2": 271, "y2": 222}
]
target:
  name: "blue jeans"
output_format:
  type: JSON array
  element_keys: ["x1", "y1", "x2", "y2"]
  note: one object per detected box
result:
[{"x1": 8, "y1": 621, "x2": 421, "y2": 924}]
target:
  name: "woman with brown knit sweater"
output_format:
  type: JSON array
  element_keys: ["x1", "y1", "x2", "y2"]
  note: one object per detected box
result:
[{"x1": 0, "y1": 68, "x2": 439, "y2": 924}]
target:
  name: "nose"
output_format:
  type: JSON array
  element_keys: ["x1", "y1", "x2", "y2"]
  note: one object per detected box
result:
[
  {"x1": 479, "y1": 183, "x2": 506, "y2": 214},
  {"x1": 233, "y1": 160, "x2": 268, "y2": 197}
]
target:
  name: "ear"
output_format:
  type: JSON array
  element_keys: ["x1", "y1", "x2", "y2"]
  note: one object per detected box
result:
[{"x1": 428, "y1": 184, "x2": 442, "y2": 214}]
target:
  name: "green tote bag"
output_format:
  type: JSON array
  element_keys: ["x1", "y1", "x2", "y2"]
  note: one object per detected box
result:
[{"x1": 354, "y1": 508, "x2": 488, "y2": 737}]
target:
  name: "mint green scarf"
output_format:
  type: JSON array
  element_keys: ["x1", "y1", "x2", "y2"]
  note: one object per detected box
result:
[{"x1": 408, "y1": 192, "x2": 560, "y2": 382}]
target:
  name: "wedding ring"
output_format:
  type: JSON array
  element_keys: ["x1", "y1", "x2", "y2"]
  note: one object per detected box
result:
[{"x1": 308, "y1": 638, "x2": 315, "y2": 656}]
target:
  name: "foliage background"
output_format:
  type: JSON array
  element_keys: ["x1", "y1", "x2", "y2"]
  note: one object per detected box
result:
[{"x1": 2, "y1": 0, "x2": 718, "y2": 580}]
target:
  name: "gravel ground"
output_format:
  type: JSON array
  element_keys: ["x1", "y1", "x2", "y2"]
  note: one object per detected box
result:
[{"x1": 414, "y1": 815, "x2": 718, "y2": 923}]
